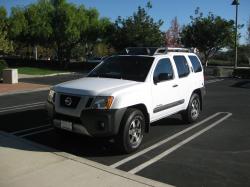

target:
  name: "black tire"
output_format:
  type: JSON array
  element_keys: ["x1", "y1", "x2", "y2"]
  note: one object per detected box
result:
[
  {"x1": 182, "y1": 93, "x2": 201, "y2": 124},
  {"x1": 116, "y1": 108, "x2": 145, "y2": 154}
]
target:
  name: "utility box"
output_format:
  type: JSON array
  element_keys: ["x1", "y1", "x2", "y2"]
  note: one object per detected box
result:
[{"x1": 3, "y1": 69, "x2": 18, "y2": 84}]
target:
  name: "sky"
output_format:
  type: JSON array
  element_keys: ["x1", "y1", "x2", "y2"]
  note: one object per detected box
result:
[{"x1": 0, "y1": 0, "x2": 249, "y2": 44}]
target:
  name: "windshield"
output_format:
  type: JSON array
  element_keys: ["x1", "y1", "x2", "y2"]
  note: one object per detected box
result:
[{"x1": 88, "y1": 56, "x2": 154, "y2": 82}]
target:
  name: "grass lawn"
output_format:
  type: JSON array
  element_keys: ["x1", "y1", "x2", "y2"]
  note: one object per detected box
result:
[{"x1": 18, "y1": 67, "x2": 66, "y2": 75}]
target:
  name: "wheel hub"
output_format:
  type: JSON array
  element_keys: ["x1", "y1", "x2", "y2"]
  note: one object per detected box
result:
[
  {"x1": 128, "y1": 118, "x2": 142, "y2": 145},
  {"x1": 191, "y1": 98, "x2": 200, "y2": 119}
]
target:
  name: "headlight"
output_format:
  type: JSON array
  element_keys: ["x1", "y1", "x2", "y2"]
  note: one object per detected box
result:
[
  {"x1": 48, "y1": 89, "x2": 56, "y2": 103},
  {"x1": 92, "y1": 96, "x2": 114, "y2": 109}
]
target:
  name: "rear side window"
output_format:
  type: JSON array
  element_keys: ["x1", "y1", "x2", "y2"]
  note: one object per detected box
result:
[
  {"x1": 173, "y1": 56, "x2": 190, "y2": 78},
  {"x1": 189, "y1": 55, "x2": 202, "y2": 73}
]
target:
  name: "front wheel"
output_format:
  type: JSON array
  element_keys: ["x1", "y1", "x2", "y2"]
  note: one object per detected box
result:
[
  {"x1": 116, "y1": 108, "x2": 145, "y2": 154},
  {"x1": 182, "y1": 93, "x2": 201, "y2": 124}
]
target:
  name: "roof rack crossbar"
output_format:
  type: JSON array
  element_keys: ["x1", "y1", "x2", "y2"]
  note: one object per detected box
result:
[
  {"x1": 154, "y1": 47, "x2": 168, "y2": 55},
  {"x1": 119, "y1": 47, "x2": 191, "y2": 56},
  {"x1": 154, "y1": 47, "x2": 190, "y2": 55},
  {"x1": 167, "y1": 47, "x2": 190, "y2": 53}
]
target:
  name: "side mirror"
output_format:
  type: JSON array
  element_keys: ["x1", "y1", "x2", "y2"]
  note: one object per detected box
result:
[{"x1": 154, "y1": 73, "x2": 172, "y2": 84}]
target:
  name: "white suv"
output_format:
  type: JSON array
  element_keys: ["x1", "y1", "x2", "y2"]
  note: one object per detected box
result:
[{"x1": 46, "y1": 47, "x2": 205, "y2": 153}]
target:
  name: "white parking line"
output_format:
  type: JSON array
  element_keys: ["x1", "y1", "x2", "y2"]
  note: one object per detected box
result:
[
  {"x1": 11, "y1": 124, "x2": 51, "y2": 135},
  {"x1": 128, "y1": 112, "x2": 232, "y2": 174},
  {"x1": 19, "y1": 128, "x2": 54, "y2": 138},
  {"x1": 110, "y1": 112, "x2": 222, "y2": 168},
  {"x1": 0, "y1": 102, "x2": 45, "y2": 113},
  {"x1": 206, "y1": 79, "x2": 224, "y2": 84}
]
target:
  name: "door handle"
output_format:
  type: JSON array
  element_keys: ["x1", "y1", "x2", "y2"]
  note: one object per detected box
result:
[{"x1": 173, "y1": 84, "x2": 178, "y2": 88}]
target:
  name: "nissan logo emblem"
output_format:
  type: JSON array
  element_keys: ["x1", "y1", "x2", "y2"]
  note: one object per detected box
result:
[{"x1": 65, "y1": 97, "x2": 72, "y2": 106}]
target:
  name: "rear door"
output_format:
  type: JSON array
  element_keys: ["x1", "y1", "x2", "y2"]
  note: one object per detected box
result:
[{"x1": 172, "y1": 55, "x2": 192, "y2": 107}]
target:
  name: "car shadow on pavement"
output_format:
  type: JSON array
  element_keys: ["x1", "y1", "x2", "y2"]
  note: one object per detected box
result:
[
  {"x1": 0, "y1": 111, "x2": 188, "y2": 161},
  {"x1": 0, "y1": 108, "x2": 49, "y2": 132},
  {"x1": 231, "y1": 80, "x2": 250, "y2": 89}
]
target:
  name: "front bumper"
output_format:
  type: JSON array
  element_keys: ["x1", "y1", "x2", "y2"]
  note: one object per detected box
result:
[{"x1": 46, "y1": 101, "x2": 126, "y2": 137}]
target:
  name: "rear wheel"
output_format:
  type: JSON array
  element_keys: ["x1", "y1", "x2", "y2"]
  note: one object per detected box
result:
[
  {"x1": 182, "y1": 93, "x2": 201, "y2": 123},
  {"x1": 116, "y1": 108, "x2": 145, "y2": 154}
]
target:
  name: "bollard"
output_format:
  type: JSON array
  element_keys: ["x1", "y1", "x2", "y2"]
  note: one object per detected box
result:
[{"x1": 3, "y1": 69, "x2": 18, "y2": 84}]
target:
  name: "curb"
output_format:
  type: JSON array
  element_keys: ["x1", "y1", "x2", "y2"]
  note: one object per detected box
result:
[
  {"x1": 0, "y1": 87, "x2": 50, "y2": 97},
  {"x1": 0, "y1": 131, "x2": 173, "y2": 187}
]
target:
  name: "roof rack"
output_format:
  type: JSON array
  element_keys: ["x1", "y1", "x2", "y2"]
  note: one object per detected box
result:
[
  {"x1": 154, "y1": 47, "x2": 190, "y2": 54},
  {"x1": 119, "y1": 47, "x2": 158, "y2": 56},
  {"x1": 119, "y1": 47, "x2": 191, "y2": 56}
]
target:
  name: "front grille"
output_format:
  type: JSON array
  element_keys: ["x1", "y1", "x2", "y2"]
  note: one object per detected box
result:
[{"x1": 60, "y1": 94, "x2": 81, "y2": 108}]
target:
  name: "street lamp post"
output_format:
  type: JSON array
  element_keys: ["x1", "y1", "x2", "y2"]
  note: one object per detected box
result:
[{"x1": 232, "y1": 0, "x2": 239, "y2": 69}]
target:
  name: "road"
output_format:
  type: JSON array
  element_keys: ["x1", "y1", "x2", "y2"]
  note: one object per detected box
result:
[{"x1": 0, "y1": 77, "x2": 250, "y2": 187}]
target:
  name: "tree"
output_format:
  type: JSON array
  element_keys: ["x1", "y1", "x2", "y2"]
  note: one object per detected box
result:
[
  {"x1": 51, "y1": 0, "x2": 111, "y2": 65},
  {"x1": 247, "y1": 17, "x2": 250, "y2": 45},
  {"x1": 25, "y1": 1, "x2": 53, "y2": 47},
  {"x1": 8, "y1": 7, "x2": 28, "y2": 47},
  {"x1": 0, "y1": 6, "x2": 13, "y2": 54},
  {"x1": 0, "y1": 6, "x2": 7, "y2": 30},
  {"x1": 7, "y1": 0, "x2": 112, "y2": 64},
  {"x1": 0, "y1": 30, "x2": 13, "y2": 55},
  {"x1": 111, "y1": 4, "x2": 164, "y2": 50},
  {"x1": 80, "y1": 8, "x2": 112, "y2": 56},
  {"x1": 51, "y1": 0, "x2": 83, "y2": 64},
  {"x1": 165, "y1": 17, "x2": 181, "y2": 47},
  {"x1": 180, "y1": 8, "x2": 235, "y2": 66}
]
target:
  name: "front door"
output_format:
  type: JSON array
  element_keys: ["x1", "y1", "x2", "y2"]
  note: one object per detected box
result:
[{"x1": 151, "y1": 58, "x2": 182, "y2": 122}]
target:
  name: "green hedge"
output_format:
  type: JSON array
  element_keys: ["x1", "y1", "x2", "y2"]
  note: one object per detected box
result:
[
  {"x1": 208, "y1": 59, "x2": 234, "y2": 66},
  {"x1": 0, "y1": 59, "x2": 8, "y2": 79},
  {"x1": 209, "y1": 59, "x2": 250, "y2": 67},
  {"x1": 233, "y1": 68, "x2": 250, "y2": 79}
]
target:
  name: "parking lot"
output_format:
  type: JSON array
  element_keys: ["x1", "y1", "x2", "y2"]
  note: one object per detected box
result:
[{"x1": 0, "y1": 76, "x2": 250, "y2": 187}]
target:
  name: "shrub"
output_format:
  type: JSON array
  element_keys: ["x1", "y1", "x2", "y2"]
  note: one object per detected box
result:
[
  {"x1": 208, "y1": 59, "x2": 234, "y2": 66},
  {"x1": 0, "y1": 59, "x2": 8, "y2": 79},
  {"x1": 233, "y1": 68, "x2": 250, "y2": 79},
  {"x1": 213, "y1": 67, "x2": 222, "y2": 76}
]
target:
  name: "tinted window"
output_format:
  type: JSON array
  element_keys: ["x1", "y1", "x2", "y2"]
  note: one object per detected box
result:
[
  {"x1": 189, "y1": 55, "x2": 202, "y2": 73},
  {"x1": 88, "y1": 56, "x2": 154, "y2": 82},
  {"x1": 173, "y1": 56, "x2": 190, "y2": 78},
  {"x1": 153, "y1": 58, "x2": 173, "y2": 81}
]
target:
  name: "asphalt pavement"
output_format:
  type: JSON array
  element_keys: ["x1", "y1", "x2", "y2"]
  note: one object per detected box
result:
[
  {"x1": 19, "y1": 73, "x2": 87, "y2": 86},
  {"x1": 0, "y1": 77, "x2": 250, "y2": 187}
]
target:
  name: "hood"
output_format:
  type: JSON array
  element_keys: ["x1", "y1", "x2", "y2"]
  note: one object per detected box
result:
[{"x1": 54, "y1": 77, "x2": 139, "y2": 96}]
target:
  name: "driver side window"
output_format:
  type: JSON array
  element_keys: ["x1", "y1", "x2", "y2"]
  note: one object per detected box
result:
[{"x1": 153, "y1": 58, "x2": 174, "y2": 83}]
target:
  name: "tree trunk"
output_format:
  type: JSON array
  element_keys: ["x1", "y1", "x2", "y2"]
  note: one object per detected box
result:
[
  {"x1": 57, "y1": 45, "x2": 64, "y2": 66},
  {"x1": 34, "y1": 46, "x2": 38, "y2": 60},
  {"x1": 205, "y1": 60, "x2": 208, "y2": 67},
  {"x1": 204, "y1": 54, "x2": 209, "y2": 67}
]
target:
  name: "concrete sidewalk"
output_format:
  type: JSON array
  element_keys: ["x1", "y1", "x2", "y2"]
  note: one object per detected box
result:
[
  {"x1": 0, "y1": 72, "x2": 86, "y2": 96},
  {"x1": 0, "y1": 131, "x2": 172, "y2": 187}
]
